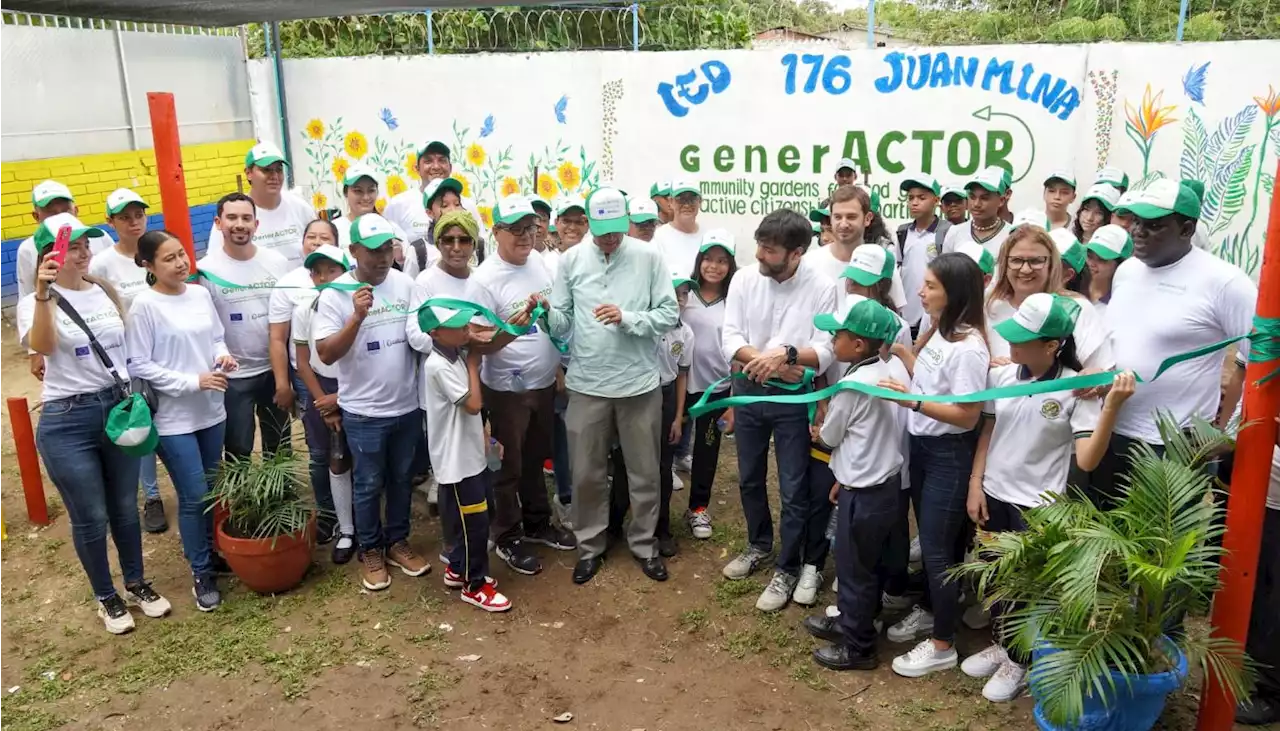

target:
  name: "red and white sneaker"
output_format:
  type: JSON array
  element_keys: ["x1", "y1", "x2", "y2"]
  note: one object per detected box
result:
[
  {"x1": 461, "y1": 582, "x2": 512, "y2": 613},
  {"x1": 443, "y1": 567, "x2": 498, "y2": 590}
]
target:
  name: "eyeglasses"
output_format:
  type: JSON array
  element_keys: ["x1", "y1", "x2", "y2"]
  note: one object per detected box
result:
[
  {"x1": 439, "y1": 235, "x2": 474, "y2": 247},
  {"x1": 1008, "y1": 256, "x2": 1049, "y2": 271},
  {"x1": 675, "y1": 194, "x2": 700, "y2": 207},
  {"x1": 502, "y1": 222, "x2": 535, "y2": 236}
]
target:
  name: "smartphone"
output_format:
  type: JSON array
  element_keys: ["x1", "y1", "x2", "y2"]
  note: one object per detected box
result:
[{"x1": 51, "y1": 224, "x2": 72, "y2": 267}]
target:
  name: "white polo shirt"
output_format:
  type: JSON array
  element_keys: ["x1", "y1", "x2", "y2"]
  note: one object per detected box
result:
[
  {"x1": 907, "y1": 327, "x2": 990, "y2": 436},
  {"x1": 722, "y1": 258, "x2": 838, "y2": 377},
  {"x1": 206, "y1": 192, "x2": 314, "y2": 268},
  {"x1": 652, "y1": 222, "x2": 703, "y2": 280},
  {"x1": 422, "y1": 347, "x2": 487, "y2": 485},
  {"x1": 197, "y1": 246, "x2": 292, "y2": 379},
  {"x1": 820, "y1": 356, "x2": 905, "y2": 488},
  {"x1": 657, "y1": 321, "x2": 694, "y2": 387},
  {"x1": 473, "y1": 249, "x2": 561, "y2": 392},
  {"x1": 683, "y1": 290, "x2": 730, "y2": 394},
  {"x1": 986, "y1": 294, "x2": 1114, "y2": 370}
]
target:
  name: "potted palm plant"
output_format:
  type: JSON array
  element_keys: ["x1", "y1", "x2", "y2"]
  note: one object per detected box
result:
[
  {"x1": 955, "y1": 414, "x2": 1252, "y2": 731},
  {"x1": 208, "y1": 448, "x2": 317, "y2": 594}
]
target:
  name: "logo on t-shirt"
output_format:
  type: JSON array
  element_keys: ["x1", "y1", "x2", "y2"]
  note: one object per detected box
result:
[
  {"x1": 366, "y1": 341, "x2": 381, "y2": 352},
  {"x1": 230, "y1": 313, "x2": 244, "y2": 322},
  {"x1": 74, "y1": 346, "x2": 90, "y2": 357},
  {"x1": 922, "y1": 346, "x2": 944, "y2": 367},
  {"x1": 670, "y1": 340, "x2": 684, "y2": 357},
  {"x1": 1040, "y1": 399, "x2": 1063, "y2": 420}
]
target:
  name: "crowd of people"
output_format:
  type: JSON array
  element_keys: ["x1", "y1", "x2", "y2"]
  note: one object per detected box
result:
[{"x1": 12, "y1": 142, "x2": 1277, "y2": 723}]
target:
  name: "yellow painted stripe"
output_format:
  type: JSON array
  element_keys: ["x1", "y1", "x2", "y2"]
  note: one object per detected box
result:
[
  {"x1": 460, "y1": 500, "x2": 489, "y2": 516},
  {"x1": 809, "y1": 447, "x2": 830, "y2": 464}
]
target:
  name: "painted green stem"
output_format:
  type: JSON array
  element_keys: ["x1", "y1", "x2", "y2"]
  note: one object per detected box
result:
[{"x1": 1242, "y1": 116, "x2": 1278, "y2": 244}]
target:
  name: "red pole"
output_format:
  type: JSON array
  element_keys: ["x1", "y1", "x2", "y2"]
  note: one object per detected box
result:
[
  {"x1": 7, "y1": 397, "x2": 49, "y2": 525},
  {"x1": 146, "y1": 92, "x2": 195, "y2": 266},
  {"x1": 1197, "y1": 160, "x2": 1280, "y2": 730}
]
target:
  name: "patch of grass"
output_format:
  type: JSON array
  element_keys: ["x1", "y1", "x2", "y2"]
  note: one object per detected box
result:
[
  {"x1": 676, "y1": 608, "x2": 709, "y2": 634},
  {"x1": 414, "y1": 587, "x2": 444, "y2": 614},
  {"x1": 722, "y1": 628, "x2": 767, "y2": 659},
  {"x1": 36, "y1": 538, "x2": 65, "y2": 560},
  {"x1": 305, "y1": 565, "x2": 349, "y2": 602},
  {"x1": 788, "y1": 661, "x2": 827, "y2": 691},
  {"x1": 264, "y1": 633, "x2": 344, "y2": 699},
  {"x1": 0, "y1": 705, "x2": 63, "y2": 731},
  {"x1": 408, "y1": 669, "x2": 458, "y2": 728},
  {"x1": 712, "y1": 578, "x2": 760, "y2": 611},
  {"x1": 896, "y1": 697, "x2": 944, "y2": 719},
  {"x1": 408, "y1": 626, "x2": 449, "y2": 648},
  {"x1": 844, "y1": 705, "x2": 870, "y2": 729}
]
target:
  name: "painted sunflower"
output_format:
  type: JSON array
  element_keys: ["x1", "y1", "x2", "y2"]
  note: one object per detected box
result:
[
  {"x1": 344, "y1": 130, "x2": 369, "y2": 160},
  {"x1": 386, "y1": 174, "x2": 408, "y2": 198},
  {"x1": 500, "y1": 177, "x2": 520, "y2": 197},
  {"x1": 536, "y1": 173, "x2": 557, "y2": 200},
  {"x1": 405, "y1": 152, "x2": 420, "y2": 180},
  {"x1": 331, "y1": 157, "x2": 350, "y2": 183},
  {"x1": 305, "y1": 119, "x2": 325, "y2": 140},
  {"x1": 312, "y1": 191, "x2": 328, "y2": 211},
  {"x1": 478, "y1": 205, "x2": 494, "y2": 229},
  {"x1": 466, "y1": 142, "x2": 486, "y2": 167},
  {"x1": 557, "y1": 160, "x2": 581, "y2": 192},
  {"x1": 451, "y1": 174, "x2": 472, "y2": 199}
]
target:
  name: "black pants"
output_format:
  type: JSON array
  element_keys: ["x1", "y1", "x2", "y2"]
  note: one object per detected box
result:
[
  {"x1": 882, "y1": 486, "x2": 913, "y2": 597},
  {"x1": 439, "y1": 470, "x2": 492, "y2": 590},
  {"x1": 1248, "y1": 508, "x2": 1280, "y2": 703},
  {"x1": 610, "y1": 381, "x2": 678, "y2": 539},
  {"x1": 686, "y1": 389, "x2": 729, "y2": 513},
  {"x1": 835, "y1": 474, "x2": 902, "y2": 655},
  {"x1": 984, "y1": 494, "x2": 1032, "y2": 664},
  {"x1": 223, "y1": 371, "x2": 290, "y2": 460},
  {"x1": 484, "y1": 385, "x2": 555, "y2": 545},
  {"x1": 805, "y1": 446, "x2": 837, "y2": 572}
]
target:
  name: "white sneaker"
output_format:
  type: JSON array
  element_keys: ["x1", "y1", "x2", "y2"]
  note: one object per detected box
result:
[
  {"x1": 755, "y1": 571, "x2": 798, "y2": 612},
  {"x1": 671, "y1": 471, "x2": 684, "y2": 491},
  {"x1": 982, "y1": 658, "x2": 1028, "y2": 702},
  {"x1": 963, "y1": 603, "x2": 992, "y2": 630},
  {"x1": 674, "y1": 453, "x2": 693, "y2": 473},
  {"x1": 909, "y1": 535, "x2": 922, "y2": 563},
  {"x1": 687, "y1": 508, "x2": 713, "y2": 539},
  {"x1": 831, "y1": 576, "x2": 838, "y2": 592},
  {"x1": 892, "y1": 639, "x2": 958, "y2": 678},
  {"x1": 887, "y1": 605, "x2": 935, "y2": 643},
  {"x1": 424, "y1": 475, "x2": 439, "y2": 504},
  {"x1": 825, "y1": 604, "x2": 840, "y2": 618},
  {"x1": 722, "y1": 546, "x2": 770, "y2": 579},
  {"x1": 124, "y1": 582, "x2": 172, "y2": 618},
  {"x1": 881, "y1": 591, "x2": 912, "y2": 612},
  {"x1": 961, "y1": 643, "x2": 1008, "y2": 678},
  {"x1": 98, "y1": 596, "x2": 136, "y2": 635},
  {"x1": 792, "y1": 564, "x2": 822, "y2": 606}
]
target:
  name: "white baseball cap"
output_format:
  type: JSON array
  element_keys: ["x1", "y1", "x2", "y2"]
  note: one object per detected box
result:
[
  {"x1": 492, "y1": 195, "x2": 537, "y2": 226},
  {"x1": 629, "y1": 198, "x2": 660, "y2": 223},
  {"x1": 1086, "y1": 224, "x2": 1134, "y2": 260},
  {"x1": 955, "y1": 240, "x2": 995, "y2": 275},
  {"x1": 841, "y1": 245, "x2": 896, "y2": 287},
  {"x1": 32, "y1": 180, "x2": 74, "y2": 207},
  {"x1": 836, "y1": 158, "x2": 858, "y2": 173},
  {"x1": 586, "y1": 187, "x2": 630, "y2": 236},
  {"x1": 106, "y1": 188, "x2": 148, "y2": 215},
  {"x1": 1043, "y1": 169, "x2": 1077, "y2": 189},
  {"x1": 1080, "y1": 183, "x2": 1122, "y2": 212},
  {"x1": 343, "y1": 165, "x2": 380, "y2": 188},
  {"x1": 245, "y1": 142, "x2": 288, "y2": 168},
  {"x1": 1011, "y1": 208, "x2": 1051, "y2": 230},
  {"x1": 699, "y1": 228, "x2": 735, "y2": 256}
]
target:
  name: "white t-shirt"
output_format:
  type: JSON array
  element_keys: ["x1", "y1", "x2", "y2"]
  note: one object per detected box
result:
[
  {"x1": 125, "y1": 286, "x2": 229, "y2": 436},
  {"x1": 1267, "y1": 447, "x2": 1280, "y2": 511},
  {"x1": 722, "y1": 258, "x2": 839, "y2": 376},
  {"x1": 1107, "y1": 248, "x2": 1256, "y2": 444},
  {"x1": 473, "y1": 250, "x2": 561, "y2": 392},
  {"x1": 291, "y1": 302, "x2": 339, "y2": 380},
  {"x1": 18, "y1": 233, "x2": 113, "y2": 299},
  {"x1": 657, "y1": 321, "x2": 694, "y2": 387},
  {"x1": 981, "y1": 363, "x2": 1101, "y2": 508},
  {"x1": 804, "y1": 242, "x2": 907, "y2": 312},
  {"x1": 382, "y1": 189, "x2": 434, "y2": 244},
  {"x1": 652, "y1": 223, "x2": 704, "y2": 280},
  {"x1": 820, "y1": 356, "x2": 905, "y2": 488},
  {"x1": 206, "y1": 192, "x2": 314, "y2": 268},
  {"x1": 908, "y1": 328, "x2": 990, "y2": 436},
  {"x1": 542, "y1": 249, "x2": 562, "y2": 281},
  {"x1": 89, "y1": 246, "x2": 149, "y2": 314},
  {"x1": 900, "y1": 224, "x2": 941, "y2": 326},
  {"x1": 422, "y1": 347, "x2": 487, "y2": 484},
  {"x1": 17, "y1": 285, "x2": 127, "y2": 403},
  {"x1": 405, "y1": 264, "x2": 487, "y2": 362},
  {"x1": 267, "y1": 266, "x2": 321, "y2": 370},
  {"x1": 313, "y1": 270, "x2": 417, "y2": 418},
  {"x1": 683, "y1": 290, "x2": 730, "y2": 394},
  {"x1": 986, "y1": 294, "x2": 1114, "y2": 371},
  {"x1": 942, "y1": 220, "x2": 1011, "y2": 260},
  {"x1": 197, "y1": 246, "x2": 292, "y2": 379}
]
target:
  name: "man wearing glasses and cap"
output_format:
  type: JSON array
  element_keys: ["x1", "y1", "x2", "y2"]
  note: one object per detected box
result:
[
  {"x1": 206, "y1": 143, "x2": 314, "y2": 268},
  {"x1": 652, "y1": 181, "x2": 704, "y2": 280}
]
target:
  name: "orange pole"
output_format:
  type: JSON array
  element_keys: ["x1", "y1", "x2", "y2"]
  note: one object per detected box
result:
[
  {"x1": 7, "y1": 397, "x2": 49, "y2": 525},
  {"x1": 1198, "y1": 160, "x2": 1280, "y2": 730},
  {"x1": 146, "y1": 92, "x2": 195, "y2": 265}
]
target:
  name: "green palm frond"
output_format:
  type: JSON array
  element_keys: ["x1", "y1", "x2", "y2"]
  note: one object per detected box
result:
[{"x1": 206, "y1": 432, "x2": 319, "y2": 545}]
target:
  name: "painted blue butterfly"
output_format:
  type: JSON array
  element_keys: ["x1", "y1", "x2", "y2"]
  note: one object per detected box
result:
[
  {"x1": 1182, "y1": 62, "x2": 1210, "y2": 105},
  {"x1": 554, "y1": 95, "x2": 569, "y2": 124},
  {"x1": 379, "y1": 107, "x2": 398, "y2": 130},
  {"x1": 479, "y1": 115, "x2": 494, "y2": 138}
]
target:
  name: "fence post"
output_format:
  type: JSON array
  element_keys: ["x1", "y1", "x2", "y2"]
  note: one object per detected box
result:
[
  {"x1": 113, "y1": 21, "x2": 139, "y2": 150},
  {"x1": 427, "y1": 9, "x2": 435, "y2": 55},
  {"x1": 147, "y1": 92, "x2": 196, "y2": 265},
  {"x1": 631, "y1": 3, "x2": 639, "y2": 51},
  {"x1": 269, "y1": 21, "x2": 294, "y2": 186},
  {"x1": 1176, "y1": 0, "x2": 1190, "y2": 42},
  {"x1": 7, "y1": 398, "x2": 49, "y2": 526},
  {"x1": 866, "y1": 0, "x2": 877, "y2": 49}
]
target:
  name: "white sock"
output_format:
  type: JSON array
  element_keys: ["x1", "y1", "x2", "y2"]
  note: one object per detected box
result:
[{"x1": 330, "y1": 470, "x2": 355, "y2": 540}]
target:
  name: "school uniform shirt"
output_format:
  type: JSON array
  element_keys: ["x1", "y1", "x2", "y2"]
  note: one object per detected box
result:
[
  {"x1": 900, "y1": 222, "x2": 941, "y2": 326},
  {"x1": 17, "y1": 233, "x2": 112, "y2": 300},
  {"x1": 267, "y1": 266, "x2": 321, "y2": 371},
  {"x1": 819, "y1": 356, "x2": 905, "y2": 488},
  {"x1": 422, "y1": 346, "x2": 488, "y2": 484},
  {"x1": 291, "y1": 301, "x2": 339, "y2": 381},
  {"x1": 908, "y1": 327, "x2": 990, "y2": 436},
  {"x1": 804, "y1": 242, "x2": 908, "y2": 312},
  {"x1": 405, "y1": 264, "x2": 488, "y2": 363},
  {"x1": 205, "y1": 192, "x2": 314, "y2": 268},
  {"x1": 652, "y1": 222, "x2": 704, "y2": 281},
  {"x1": 473, "y1": 249, "x2": 561, "y2": 392},
  {"x1": 125, "y1": 286, "x2": 229, "y2": 436},
  {"x1": 89, "y1": 246, "x2": 149, "y2": 313},
  {"x1": 941, "y1": 220, "x2": 1011, "y2": 260},
  {"x1": 197, "y1": 246, "x2": 292, "y2": 379},
  {"x1": 981, "y1": 363, "x2": 1101, "y2": 508},
  {"x1": 986, "y1": 294, "x2": 1114, "y2": 370},
  {"x1": 657, "y1": 321, "x2": 695, "y2": 387},
  {"x1": 1106, "y1": 247, "x2": 1256, "y2": 444},
  {"x1": 887, "y1": 351, "x2": 913, "y2": 492},
  {"x1": 313, "y1": 270, "x2": 418, "y2": 418},
  {"x1": 722, "y1": 257, "x2": 839, "y2": 377},
  {"x1": 683, "y1": 289, "x2": 730, "y2": 394},
  {"x1": 17, "y1": 285, "x2": 127, "y2": 403}
]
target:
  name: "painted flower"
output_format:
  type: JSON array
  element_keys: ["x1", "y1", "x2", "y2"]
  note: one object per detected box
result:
[
  {"x1": 537, "y1": 173, "x2": 557, "y2": 200},
  {"x1": 312, "y1": 191, "x2": 328, "y2": 211},
  {"x1": 344, "y1": 130, "x2": 369, "y2": 160},
  {"x1": 331, "y1": 157, "x2": 350, "y2": 183},
  {"x1": 405, "y1": 152, "x2": 420, "y2": 180},
  {"x1": 1124, "y1": 85, "x2": 1177, "y2": 141},
  {"x1": 500, "y1": 176, "x2": 521, "y2": 197},
  {"x1": 466, "y1": 142, "x2": 486, "y2": 167},
  {"x1": 375, "y1": 197, "x2": 387, "y2": 214},
  {"x1": 1254, "y1": 85, "x2": 1280, "y2": 119},
  {"x1": 386, "y1": 174, "x2": 408, "y2": 198},
  {"x1": 305, "y1": 118, "x2": 326, "y2": 140},
  {"x1": 451, "y1": 174, "x2": 472, "y2": 199},
  {"x1": 557, "y1": 160, "x2": 581, "y2": 192},
  {"x1": 478, "y1": 205, "x2": 494, "y2": 229}
]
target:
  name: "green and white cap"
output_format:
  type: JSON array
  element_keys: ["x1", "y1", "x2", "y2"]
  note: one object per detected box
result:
[
  {"x1": 899, "y1": 176, "x2": 941, "y2": 196},
  {"x1": 670, "y1": 180, "x2": 699, "y2": 197},
  {"x1": 967, "y1": 166, "x2": 1008, "y2": 194},
  {"x1": 349, "y1": 213, "x2": 398, "y2": 249},
  {"x1": 813, "y1": 294, "x2": 901, "y2": 342},
  {"x1": 1011, "y1": 208, "x2": 1051, "y2": 230},
  {"x1": 629, "y1": 197, "x2": 660, "y2": 223},
  {"x1": 993, "y1": 292, "x2": 1080, "y2": 343},
  {"x1": 106, "y1": 188, "x2": 148, "y2": 215},
  {"x1": 245, "y1": 142, "x2": 288, "y2": 168},
  {"x1": 416, "y1": 139, "x2": 451, "y2": 158},
  {"x1": 32, "y1": 180, "x2": 74, "y2": 207},
  {"x1": 1095, "y1": 166, "x2": 1129, "y2": 190},
  {"x1": 1043, "y1": 169, "x2": 1076, "y2": 188},
  {"x1": 492, "y1": 194, "x2": 537, "y2": 226},
  {"x1": 700, "y1": 228, "x2": 735, "y2": 255},
  {"x1": 650, "y1": 181, "x2": 672, "y2": 197},
  {"x1": 939, "y1": 183, "x2": 967, "y2": 201},
  {"x1": 586, "y1": 187, "x2": 630, "y2": 236},
  {"x1": 671, "y1": 271, "x2": 696, "y2": 290},
  {"x1": 811, "y1": 220, "x2": 822, "y2": 234},
  {"x1": 1080, "y1": 183, "x2": 1122, "y2": 212},
  {"x1": 1115, "y1": 179, "x2": 1202, "y2": 221},
  {"x1": 858, "y1": 184, "x2": 882, "y2": 214},
  {"x1": 418, "y1": 305, "x2": 476, "y2": 333},
  {"x1": 555, "y1": 195, "x2": 586, "y2": 216},
  {"x1": 304, "y1": 244, "x2": 351, "y2": 270},
  {"x1": 836, "y1": 157, "x2": 858, "y2": 173},
  {"x1": 106, "y1": 392, "x2": 158, "y2": 457},
  {"x1": 955, "y1": 240, "x2": 995, "y2": 276},
  {"x1": 1049, "y1": 228, "x2": 1086, "y2": 273},
  {"x1": 809, "y1": 207, "x2": 830, "y2": 223},
  {"x1": 530, "y1": 197, "x2": 553, "y2": 215},
  {"x1": 343, "y1": 165, "x2": 379, "y2": 188},
  {"x1": 1086, "y1": 224, "x2": 1134, "y2": 260},
  {"x1": 841, "y1": 244, "x2": 896, "y2": 287},
  {"x1": 33, "y1": 212, "x2": 105, "y2": 252},
  {"x1": 423, "y1": 177, "x2": 463, "y2": 208}
]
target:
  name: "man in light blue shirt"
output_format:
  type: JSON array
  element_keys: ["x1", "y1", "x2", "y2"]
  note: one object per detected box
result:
[{"x1": 541, "y1": 187, "x2": 679, "y2": 586}]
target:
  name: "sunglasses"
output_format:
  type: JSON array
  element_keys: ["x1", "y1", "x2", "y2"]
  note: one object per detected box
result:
[{"x1": 439, "y1": 234, "x2": 474, "y2": 247}]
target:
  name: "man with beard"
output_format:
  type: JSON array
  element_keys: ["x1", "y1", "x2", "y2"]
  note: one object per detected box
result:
[
  {"x1": 206, "y1": 143, "x2": 313, "y2": 267},
  {"x1": 384, "y1": 138, "x2": 491, "y2": 258},
  {"x1": 197, "y1": 193, "x2": 293, "y2": 461},
  {"x1": 806, "y1": 186, "x2": 907, "y2": 312},
  {"x1": 315, "y1": 213, "x2": 430, "y2": 591}
]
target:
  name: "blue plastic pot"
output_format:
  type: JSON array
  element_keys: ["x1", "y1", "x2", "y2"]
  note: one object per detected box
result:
[{"x1": 1030, "y1": 636, "x2": 1189, "y2": 731}]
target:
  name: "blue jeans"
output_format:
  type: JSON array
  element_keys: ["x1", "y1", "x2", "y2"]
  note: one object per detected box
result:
[
  {"x1": 294, "y1": 375, "x2": 337, "y2": 523},
  {"x1": 553, "y1": 390, "x2": 573, "y2": 505},
  {"x1": 734, "y1": 399, "x2": 814, "y2": 576},
  {"x1": 140, "y1": 453, "x2": 160, "y2": 500},
  {"x1": 909, "y1": 432, "x2": 978, "y2": 644},
  {"x1": 157, "y1": 421, "x2": 226, "y2": 578},
  {"x1": 224, "y1": 371, "x2": 289, "y2": 460},
  {"x1": 36, "y1": 386, "x2": 144, "y2": 600},
  {"x1": 344, "y1": 409, "x2": 421, "y2": 550}
]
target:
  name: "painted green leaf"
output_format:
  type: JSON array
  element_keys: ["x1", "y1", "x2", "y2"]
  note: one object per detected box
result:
[
  {"x1": 1210, "y1": 145, "x2": 1253, "y2": 235},
  {"x1": 1179, "y1": 108, "x2": 1207, "y2": 183},
  {"x1": 1263, "y1": 172, "x2": 1275, "y2": 197}
]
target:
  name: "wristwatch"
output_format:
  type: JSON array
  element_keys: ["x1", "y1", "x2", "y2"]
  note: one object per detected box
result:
[{"x1": 783, "y1": 344, "x2": 798, "y2": 366}]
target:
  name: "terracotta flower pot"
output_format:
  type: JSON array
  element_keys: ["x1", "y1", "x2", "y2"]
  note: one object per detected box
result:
[
  {"x1": 212, "y1": 501, "x2": 230, "y2": 552},
  {"x1": 216, "y1": 516, "x2": 314, "y2": 594}
]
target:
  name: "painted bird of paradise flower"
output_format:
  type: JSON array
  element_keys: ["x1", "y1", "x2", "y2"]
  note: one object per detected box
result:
[
  {"x1": 1125, "y1": 84, "x2": 1178, "y2": 180},
  {"x1": 344, "y1": 130, "x2": 369, "y2": 160},
  {"x1": 466, "y1": 142, "x2": 487, "y2": 168},
  {"x1": 1243, "y1": 85, "x2": 1280, "y2": 242},
  {"x1": 557, "y1": 160, "x2": 582, "y2": 193},
  {"x1": 500, "y1": 176, "x2": 521, "y2": 197},
  {"x1": 306, "y1": 119, "x2": 326, "y2": 140},
  {"x1": 331, "y1": 157, "x2": 351, "y2": 183},
  {"x1": 386, "y1": 174, "x2": 409, "y2": 199},
  {"x1": 537, "y1": 173, "x2": 558, "y2": 200}
]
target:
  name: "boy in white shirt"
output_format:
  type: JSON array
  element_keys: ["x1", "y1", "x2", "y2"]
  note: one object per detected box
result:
[
  {"x1": 942, "y1": 167, "x2": 1012, "y2": 259},
  {"x1": 1043, "y1": 170, "x2": 1077, "y2": 231}
]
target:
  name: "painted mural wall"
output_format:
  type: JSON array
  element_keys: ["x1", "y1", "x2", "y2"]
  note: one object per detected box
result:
[{"x1": 250, "y1": 41, "x2": 1279, "y2": 276}]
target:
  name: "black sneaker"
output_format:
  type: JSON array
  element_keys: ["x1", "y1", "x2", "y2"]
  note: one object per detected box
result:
[
  {"x1": 812, "y1": 643, "x2": 879, "y2": 671},
  {"x1": 331, "y1": 534, "x2": 356, "y2": 565},
  {"x1": 315, "y1": 516, "x2": 337, "y2": 546},
  {"x1": 192, "y1": 575, "x2": 221, "y2": 612},
  {"x1": 1236, "y1": 698, "x2": 1280, "y2": 725},
  {"x1": 802, "y1": 615, "x2": 844, "y2": 644},
  {"x1": 526, "y1": 523, "x2": 577, "y2": 551},
  {"x1": 209, "y1": 552, "x2": 233, "y2": 576},
  {"x1": 495, "y1": 540, "x2": 542, "y2": 575},
  {"x1": 143, "y1": 498, "x2": 168, "y2": 533}
]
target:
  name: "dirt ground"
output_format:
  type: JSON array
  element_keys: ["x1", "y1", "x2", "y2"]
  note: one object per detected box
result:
[{"x1": 0, "y1": 320, "x2": 1270, "y2": 731}]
